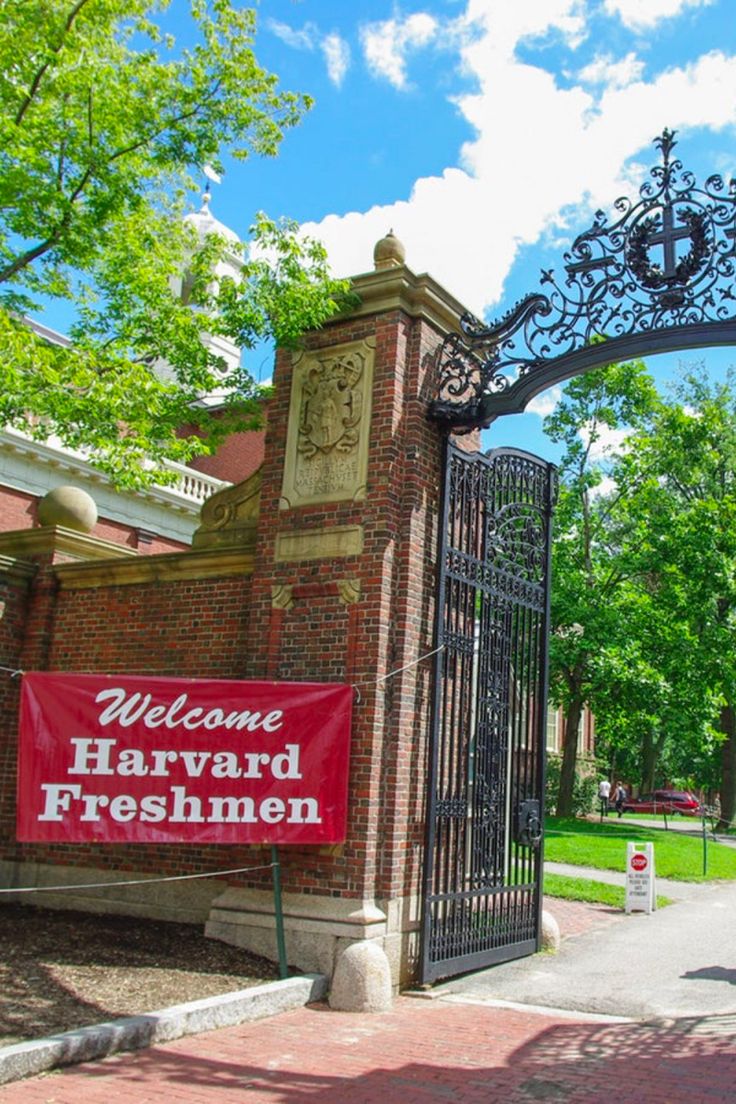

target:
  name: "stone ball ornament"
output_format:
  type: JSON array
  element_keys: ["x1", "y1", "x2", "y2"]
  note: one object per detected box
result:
[{"x1": 38, "y1": 486, "x2": 98, "y2": 533}]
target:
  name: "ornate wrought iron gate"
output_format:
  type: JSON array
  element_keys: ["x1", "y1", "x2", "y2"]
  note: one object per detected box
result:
[
  {"x1": 420, "y1": 442, "x2": 556, "y2": 984},
  {"x1": 419, "y1": 131, "x2": 736, "y2": 983}
]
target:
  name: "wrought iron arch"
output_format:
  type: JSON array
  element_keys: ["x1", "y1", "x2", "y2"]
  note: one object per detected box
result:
[{"x1": 429, "y1": 130, "x2": 736, "y2": 431}]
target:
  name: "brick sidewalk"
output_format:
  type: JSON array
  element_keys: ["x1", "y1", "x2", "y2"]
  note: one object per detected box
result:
[
  {"x1": 3, "y1": 997, "x2": 735, "y2": 1104},
  {"x1": 543, "y1": 894, "x2": 623, "y2": 940}
]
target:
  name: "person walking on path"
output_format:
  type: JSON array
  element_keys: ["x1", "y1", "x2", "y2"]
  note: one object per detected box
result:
[
  {"x1": 598, "y1": 778, "x2": 611, "y2": 817},
  {"x1": 614, "y1": 781, "x2": 627, "y2": 818}
]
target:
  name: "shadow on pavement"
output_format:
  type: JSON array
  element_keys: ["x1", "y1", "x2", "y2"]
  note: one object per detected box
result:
[
  {"x1": 38, "y1": 1004, "x2": 736, "y2": 1104},
  {"x1": 682, "y1": 966, "x2": 736, "y2": 986}
]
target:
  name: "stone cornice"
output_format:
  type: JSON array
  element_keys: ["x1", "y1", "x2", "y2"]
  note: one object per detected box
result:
[
  {"x1": 55, "y1": 547, "x2": 256, "y2": 589},
  {"x1": 0, "y1": 427, "x2": 229, "y2": 544},
  {"x1": 0, "y1": 526, "x2": 137, "y2": 563},
  {"x1": 344, "y1": 265, "x2": 468, "y2": 335},
  {"x1": 0, "y1": 554, "x2": 37, "y2": 585}
]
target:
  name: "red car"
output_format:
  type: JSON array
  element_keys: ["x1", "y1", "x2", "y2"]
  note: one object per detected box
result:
[{"x1": 622, "y1": 789, "x2": 701, "y2": 816}]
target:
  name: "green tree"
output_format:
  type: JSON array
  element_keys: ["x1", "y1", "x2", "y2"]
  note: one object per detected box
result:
[
  {"x1": 545, "y1": 359, "x2": 658, "y2": 815},
  {"x1": 0, "y1": 1, "x2": 350, "y2": 487},
  {"x1": 588, "y1": 579, "x2": 719, "y2": 794},
  {"x1": 618, "y1": 370, "x2": 736, "y2": 823}
]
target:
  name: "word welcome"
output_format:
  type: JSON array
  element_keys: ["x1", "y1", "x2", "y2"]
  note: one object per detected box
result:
[{"x1": 95, "y1": 687, "x2": 284, "y2": 733}]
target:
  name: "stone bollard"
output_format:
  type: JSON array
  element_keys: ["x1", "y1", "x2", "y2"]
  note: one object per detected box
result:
[
  {"x1": 328, "y1": 941, "x2": 393, "y2": 1013},
  {"x1": 541, "y1": 910, "x2": 561, "y2": 952}
]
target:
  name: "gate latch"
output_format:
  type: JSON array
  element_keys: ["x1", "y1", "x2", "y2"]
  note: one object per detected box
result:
[{"x1": 515, "y1": 799, "x2": 542, "y2": 848}]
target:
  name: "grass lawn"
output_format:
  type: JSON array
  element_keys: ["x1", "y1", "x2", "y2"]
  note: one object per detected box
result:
[
  {"x1": 544, "y1": 816, "x2": 736, "y2": 881},
  {"x1": 543, "y1": 872, "x2": 672, "y2": 909}
]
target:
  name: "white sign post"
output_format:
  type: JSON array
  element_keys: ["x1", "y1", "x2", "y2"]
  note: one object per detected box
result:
[{"x1": 625, "y1": 842, "x2": 656, "y2": 914}]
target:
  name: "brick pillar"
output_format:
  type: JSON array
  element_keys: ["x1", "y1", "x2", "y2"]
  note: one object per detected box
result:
[
  {"x1": 0, "y1": 526, "x2": 137, "y2": 890},
  {"x1": 207, "y1": 240, "x2": 472, "y2": 985},
  {"x1": 0, "y1": 557, "x2": 36, "y2": 855}
]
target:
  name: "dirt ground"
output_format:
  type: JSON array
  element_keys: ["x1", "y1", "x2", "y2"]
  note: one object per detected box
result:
[{"x1": 0, "y1": 903, "x2": 279, "y2": 1048}]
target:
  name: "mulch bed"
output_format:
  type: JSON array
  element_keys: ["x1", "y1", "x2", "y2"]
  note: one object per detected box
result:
[{"x1": 0, "y1": 903, "x2": 279, "y2": 1047}]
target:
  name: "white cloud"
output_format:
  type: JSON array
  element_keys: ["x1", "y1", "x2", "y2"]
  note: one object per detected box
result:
[
  {"x1": 267, "y1": 19, "x2": 317, "y2": 51},
  {"x1": 464, "y1": 0, "x2": 587, "y2": 53},
  {"x1": 527, "y1": 387, "x2": 562, "y2": 418},
  {"x1": 360, "y1": 13, "x2": 438, "y2": 89},
  {"x1": 589, "y1": 474, "x2": 617, "y2": 499},
  {"x1": 322, "y1": 33, "x2": 351, "y2": 87},
  {"x1": 604, "y1": 0, "x2": 714, "y2": 31},
  {"x1": 577, "y1": 52, "x2": 645, "y2": 89},
  {"x1": 267, "y1": 20, "x2": 351, "y2": 87},
  {"x1": 580, "y1": 423, "x2": 629, "y2": 462},
  {"x1": 302, "y1": 2, "x2": 736, "y2": 322}
]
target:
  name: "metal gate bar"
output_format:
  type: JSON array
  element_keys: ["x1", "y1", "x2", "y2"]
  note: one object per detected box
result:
[{"x1": 421, "y1": 442, "x2": 556, "y2": 984}]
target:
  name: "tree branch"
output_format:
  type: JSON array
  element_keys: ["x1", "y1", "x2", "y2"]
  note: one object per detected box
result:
[
  {"x1": 106, "y1": 81, "x2": 223, "y2": 166},
  {"x1": 0, "y1": 233, "x2": 63, "y2": 283},
  {"x1": 5, "y1": 70, "x2": 225, "y2": 286},
  {"x1": 0, "y1": 165, "x2": 92, "y2": 283},
  {"x1": 14, "y1": 0, "x2": 95, "y2": 127}
]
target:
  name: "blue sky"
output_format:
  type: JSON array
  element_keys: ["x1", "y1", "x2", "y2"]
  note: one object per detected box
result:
[
  {"x1": 58, "y1": 1, "x2": 736, "y2": 460},
  {"x1": 196, "y1": 0, "x2": 736, "y2": 461}
]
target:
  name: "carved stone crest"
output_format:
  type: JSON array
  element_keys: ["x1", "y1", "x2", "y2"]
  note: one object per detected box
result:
[
  {"x1": 281, "y1": 338, "x2": 375, "y2": 509},
  {"x1": 298, "y1": 355, "x2": 364, "y2": 458}
]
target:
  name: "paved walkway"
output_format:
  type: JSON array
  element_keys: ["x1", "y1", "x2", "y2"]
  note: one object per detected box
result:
[
  {"x1": 611, "y1": 816, "x2": 736, "y2": 847},
  {"x1": 545, "y1": 861, "x2": 703, "y2": 898},
  {"x1": 2, "y1": 880, "x2": 735, "y2": 1101},
  {"x1": 2, "y1": 996, "x2": 736, "y2": 1103},
  {"x1": 436, "y1": 879, "x2": 736, "y2": 1021}
]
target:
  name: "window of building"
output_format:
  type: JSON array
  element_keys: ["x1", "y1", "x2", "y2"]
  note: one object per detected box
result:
[{"x1": 546, "y1": 704, "x2": 560, "y2": 753}]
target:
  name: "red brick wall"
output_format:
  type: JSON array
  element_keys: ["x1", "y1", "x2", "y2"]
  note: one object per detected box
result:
[
  {"x1": 0, "y1": 487, "x2": 36, "y2": 531},
  {"x1": 239, "y1": 307, "x2": 446, "y2": 903},
  {"x1": 0, "y1": 300, "x2": 450, "y2": 908},
  {"x1": 0, "y1": 574, "x2": 31, "y2": 850},
  {"x1": 89, "y1": 516, "x2": 186, "y2": 555},
  {"x1": 186, "y1": 429, "x2": 266, "y2": 484}
]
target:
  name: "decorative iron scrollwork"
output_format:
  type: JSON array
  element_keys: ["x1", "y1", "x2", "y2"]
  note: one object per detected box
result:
[{"x1": 429, "y1": 130, "x2": 736, "y2": 431}]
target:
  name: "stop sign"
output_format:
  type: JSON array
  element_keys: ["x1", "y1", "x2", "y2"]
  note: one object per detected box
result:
[{"x1": 631, "y1": 852, "x2": 648, "y2": 871}]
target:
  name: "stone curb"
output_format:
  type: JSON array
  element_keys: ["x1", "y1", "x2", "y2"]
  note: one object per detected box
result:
[{"x1": 0, "y1": 973, "x2": 328, "y2": 1086}]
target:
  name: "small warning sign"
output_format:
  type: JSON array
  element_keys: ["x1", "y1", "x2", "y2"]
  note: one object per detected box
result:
[{"x1": 625, "y1": 842, "x2": 656, "y2": 914}]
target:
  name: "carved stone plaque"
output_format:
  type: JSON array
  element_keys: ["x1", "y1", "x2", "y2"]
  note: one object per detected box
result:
[{"x1": 280, "y1": 338, "x2": 375, "y2": 509}]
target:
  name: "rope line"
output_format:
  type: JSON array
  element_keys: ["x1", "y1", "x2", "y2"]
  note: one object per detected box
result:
[
  {"x1": 0, "y1": 862, "x2": 274, "y2": 896},
  {"x1": 1, "y1": 646, "x2": 446, "y2": 689},
  {"x1": 352, "y1": 642, "x2": 445, "y2": 703},
  {"x1": 0, "y1": 645, "x2": 447, "y2": 700},
  {"x1": 373, "y1": 643, "x2": 445, "y2": 684}
]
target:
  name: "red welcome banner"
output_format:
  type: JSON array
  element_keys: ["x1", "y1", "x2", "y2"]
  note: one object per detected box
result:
[{"x1": 17, "y1": 673, "x2": 352, "y2": 845}]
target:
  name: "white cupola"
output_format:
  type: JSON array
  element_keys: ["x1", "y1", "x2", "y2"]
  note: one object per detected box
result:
[{"x1": 165, "y1": 187, "x2": 244, "y2": 403}]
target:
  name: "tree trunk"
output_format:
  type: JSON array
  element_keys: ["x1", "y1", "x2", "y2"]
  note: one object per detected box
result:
[
  {"x1": 719, "y1": 703, "x2": 736, "y2": 829},
  {"x1": 640, "y1": 731, "x2": 666, "y2": 793},
  {"x1": 556, "y1": 697, "x2": 584, "y2": 816}
]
